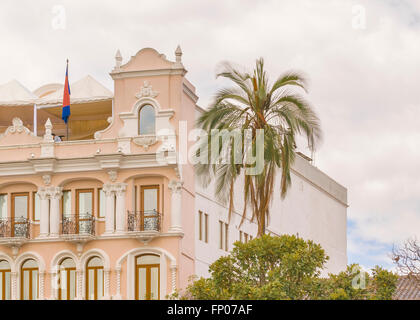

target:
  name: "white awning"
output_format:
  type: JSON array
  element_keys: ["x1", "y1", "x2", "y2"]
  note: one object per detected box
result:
[
  {"x1": 0, "y1": 80, "x2": 37, "y2": 106},
  {"x1": 36, "y1": 75, "x2": 113, "y2": 106}
]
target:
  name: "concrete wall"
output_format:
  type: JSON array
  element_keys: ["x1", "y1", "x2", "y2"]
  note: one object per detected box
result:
[{"x1": 194, "y1": 152, "x2": 348, "y2": 277}]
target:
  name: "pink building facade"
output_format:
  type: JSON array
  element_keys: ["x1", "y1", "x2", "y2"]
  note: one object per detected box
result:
[{"x1": 0, "y1": 47, "x2": 196, "y2": 300}]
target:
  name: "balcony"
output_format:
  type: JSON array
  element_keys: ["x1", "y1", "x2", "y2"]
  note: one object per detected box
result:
[
  {"x1": 0, "y1": 217, "x2": 30, "y2": 246},
  {"x1": 61, "y1": 214, "x2": 96, "y2": 242},
  {"x1": 127, "y1": 210, "x2": 162, "y2": 243}
]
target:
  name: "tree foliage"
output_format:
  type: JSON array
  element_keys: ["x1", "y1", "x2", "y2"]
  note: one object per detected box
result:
[
  {"x1": 195, "y1": 59, "x2": 322, "y2": 236},
  {"x1": 171, "y1": 235, "x2": 398, "y2": 300}
]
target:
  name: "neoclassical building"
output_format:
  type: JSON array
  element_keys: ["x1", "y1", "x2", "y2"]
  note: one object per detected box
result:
[{"x1": 0, "y1": 46, "x2": 348, "y2": 300}]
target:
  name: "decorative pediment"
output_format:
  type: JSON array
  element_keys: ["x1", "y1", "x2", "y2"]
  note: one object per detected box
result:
[
  {"x1": 135, "y1": 81, "x2": 158, "y2": 99},
  {"x1": 110, "y1": 47, "x2": 186, "y2": 78},
  {"x1": 4, "y1": 118, "x2": 33, "y2": 136},
  {"x1": 0, "y1": 117, "x2": 41, "y2": 145}
]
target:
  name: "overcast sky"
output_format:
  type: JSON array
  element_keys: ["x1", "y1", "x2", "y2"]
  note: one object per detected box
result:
[{"x1": 0, "y1": 0, "x2": 419, "y2": 271}]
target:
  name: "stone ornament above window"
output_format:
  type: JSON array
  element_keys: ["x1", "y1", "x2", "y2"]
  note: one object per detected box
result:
[
  {"x1": 135, "y1": 81, "x2": 158, "y2": 99},
  {"x1": 133, "y1": 135, "x2": 157, "y2": 151}
]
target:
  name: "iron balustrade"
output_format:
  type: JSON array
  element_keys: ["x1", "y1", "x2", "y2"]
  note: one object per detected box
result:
[
  {"x1": 61, "y1": 214, "x2": 95, "y2": 236},
  {"x1": 0, "y1": 217, "x2": 30, "y2": 238},
  {"x1": 127, "y1": 210, "x2": 162, "y2": 232}
]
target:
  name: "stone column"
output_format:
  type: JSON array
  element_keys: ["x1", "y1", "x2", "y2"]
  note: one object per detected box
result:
[
  {"x1": 76, "y1": 270, "x2": 83, "y2": 300},
  {"x1": 170, "y1": 265, "x2": 178, "y2": 294},
  {"x1": 104, "y1": 268, "x2": 111, "y2": 300},
  {"x1": 49, "y1": 187, "x2": 63, "y2": 237},
  {"x1": 11, "y1": 272, "x2": 17, "y2": 300},
  {"x1": 114, "y1": 267, "x2": 122, "y2": 300},
  {"x1": 168, "y1": 180, "x2": 183, "y2": 232},
  {"x1": 37, "y1": 188, "x2": 50, "y2": 237},
  {"x1": 115, "y1": 183, "x2": 127, "y2": 234},
  {"x1": 39, "y1": 271, "x2": 45, "y2": 300},
  {"x1": 103, "y1": 184, "x2": 115, "y2": 234},
  {"x1": 50, "y1": 269, "x2": 58, "y2": 300}
]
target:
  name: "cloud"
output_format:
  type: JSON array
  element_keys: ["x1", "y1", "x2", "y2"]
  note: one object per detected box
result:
[{"x1": 0, "y1": 0, "x2": 418, "y2": 269}]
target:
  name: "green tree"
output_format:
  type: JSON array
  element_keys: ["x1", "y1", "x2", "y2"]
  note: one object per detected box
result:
[
  {"x1": 195, "y1": 59, "x2": 321, "y2": 236},
  {"x1": 317, "y1": 264, "x2": 398, "y2": 300},
  {"x1": 176, "y1": 234, "x2": 328, "y2": 300},
  {"x1": 368, "y1": 266, "x2": 399, "y2": 300},
  {"x1": 172, "y1": 236, "x2": 399, "y2": 300}
]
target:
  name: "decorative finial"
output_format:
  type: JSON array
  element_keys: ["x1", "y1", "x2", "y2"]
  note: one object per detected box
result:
[
  {"x1": 44, "y1": 118, "x2": 53, "y2": 142},
  {"x1": 175, "y1": 45, "x2": 182, "y2": 64},
  {"x1": 115, "y1": 49, "x2": 122, "y2": 71}
]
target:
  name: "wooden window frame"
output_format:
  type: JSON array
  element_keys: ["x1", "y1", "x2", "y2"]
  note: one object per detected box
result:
[
  {"x1": 61, "y1": 190, "x2": 71, "y2": 218},
  {"x1": 11, "y1": 192, "x2": 29, "y2": 237},
  {"x1": 135, "y1": 254, "x2": 160, "y2": 300},
  {"x1": 58, "y1": 259, "x2": 76, "y2": 300},
  {"x1": 86, "y1": 257, "x2": 104, "y2": 300},
  {"x1": 140, "y1": 185, "x2": 160, "y2": 213},
  {"x1": 97, "y1": 188, "x2": 105, "y2": 219},
  {"x1": 76, "y1": 189, "x2": 94, "y2": 234},
  {"x1": 134, "y1": 186, "x2": 138, "y2": 212},
  {"x1": 20, "y1": 260, "x2": 38, "y2": 300},
  {"x1": 0, "y1": 266, "x2": 11, "y2": 300},
  {"x1": 0, "y1": 193, "x2": 7, "y2": 219},
  {"x1": 32, "y1": 191, "x2": 40, "y2": 222}
]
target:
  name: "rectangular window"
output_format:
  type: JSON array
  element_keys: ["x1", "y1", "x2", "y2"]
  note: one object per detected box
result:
[
  {"x1": 32, "y1": 192, "x2": 40, "y2": 221},
  {"x1": 198, "y1": 212, "x2": 209, "y2": 243},
  {"x1": 0, "y1": 194, "x2": 7, "y2": 219},
  {"x1": 98, "y1": 189, "x2": 105, "y2": 218},
  {"x1": 141, "y1": 186, "x2": 159, "y2": 213},
  {"x1": 204, "y1": 213, "x2": 208, "y2": 243},
  {"x1": 12, "y1": 193, "x2": 28, "y2": 220},
  {"x1": 77, "y1": 190, "x2": 93, "y2": 217},
  {"x1": 219, "y1": 221, "x2": 228, "y2": 251},
  {"x1": 134, "y1": 186, "x2": 138, "y2": 212},
  {"x1": 62, "y1": 191, "x2": 71, "y2": 217},
  {"x1": 198, "y1": 211, "x2": 203, "y2": 241},
  {"x1": 219, "y1": 221, "x2": 223, "y2": 250},
  {"x1": 225, "y1": 223, "x2": 228, "y2": 251}
]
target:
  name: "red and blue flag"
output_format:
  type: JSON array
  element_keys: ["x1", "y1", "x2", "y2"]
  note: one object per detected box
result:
[{"x1": 62, "y1": 60, "x2": 71, "y2": 123}]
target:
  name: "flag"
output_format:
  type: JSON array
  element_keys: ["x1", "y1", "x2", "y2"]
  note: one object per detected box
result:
[{"x1": 62, "y1": 60, "x2": 71, "y2": 123}]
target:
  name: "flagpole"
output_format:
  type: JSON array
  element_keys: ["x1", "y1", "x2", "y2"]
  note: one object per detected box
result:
[{"x1": 66, "y1": 59, "x2": 69, "y2": 141}]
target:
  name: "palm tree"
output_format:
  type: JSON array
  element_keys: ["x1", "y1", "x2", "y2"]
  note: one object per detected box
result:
[{"x1": 195, "y1": 58, "x2": 322, "y2": 237}]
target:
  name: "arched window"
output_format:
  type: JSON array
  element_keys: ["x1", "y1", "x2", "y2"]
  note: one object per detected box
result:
[
  {"x1": 138, "y1": 104, "x2": 155, "y2": 135},
  {"x1": 0, "y1": 260, "x2": 11, "y2": 300},
  {"x1": 58, "y1": 258, "x2": 76, "y2": 300},
  {"x1": 21, "y1": 259, "x2": 38, "y2": 300},
  {"x1": 135, "y1": 254, "x2": 160, "y2": 300},
  {"x1": 86, "y1": 256, "x2": 103, "y2": 300}
]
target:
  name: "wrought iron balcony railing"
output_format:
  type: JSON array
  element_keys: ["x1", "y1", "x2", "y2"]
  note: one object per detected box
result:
[
  {"x1": 61, "y1": 214, "x2": 95, "y2": 236},
  {"x1": 127, "y1": 210, "x2": 162, "y2": 232},
  {"x1": 0, "y1": 217, "x2": 30, "y2": 239}
]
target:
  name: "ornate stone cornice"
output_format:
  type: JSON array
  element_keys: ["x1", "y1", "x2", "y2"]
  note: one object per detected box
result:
[{"x1": 0, "y1": 153, "x2": 177, "y2": 177}]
